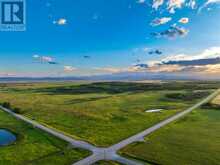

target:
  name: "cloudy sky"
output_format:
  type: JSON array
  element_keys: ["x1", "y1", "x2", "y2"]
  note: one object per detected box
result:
[{"x1": 1, "y1": 0, "x2": 220, "y2": 78}]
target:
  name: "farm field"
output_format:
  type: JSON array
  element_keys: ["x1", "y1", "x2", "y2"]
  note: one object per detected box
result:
[
  {"x1": 120, "y1": 103, "x2": 220, "y2": 165},
  {"x1": 0, "y1": 110, "x2": 90, "y2": 165},
  {"x1": 0, "y1": 81, "x2": 218, "y2": 147}
]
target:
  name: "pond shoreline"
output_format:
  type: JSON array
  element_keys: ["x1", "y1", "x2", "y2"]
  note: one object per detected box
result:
[{"x1": 0, "y1": 129, "x2": 17, "y2": 146}]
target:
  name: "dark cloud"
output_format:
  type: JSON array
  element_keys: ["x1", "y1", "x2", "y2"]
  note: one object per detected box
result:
[
  {"x1": 135, "y1": 64, "x2": 148, "y2": 68},
  {"x1": 151, "y1": 25, "x2": 189, "y2": 39},
  {"x1": 48, "y1": 61, "x2": 59, "y2": 65},
  {"x1": 83, "y1": 56, "x2": 91, "y2": 59},
  {"x1": 162, "y1": 57, "x2": 220, "y2": 66},
  {"x1": 149, "y1": 49, "x2": 163, "y2": 55}
]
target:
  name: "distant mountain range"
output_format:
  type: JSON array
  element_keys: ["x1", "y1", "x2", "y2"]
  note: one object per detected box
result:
[{"x1": 0, "y1": 72, "x2": 219, "y2": 82}]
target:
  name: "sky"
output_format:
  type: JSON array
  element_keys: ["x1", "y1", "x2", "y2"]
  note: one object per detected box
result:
[{"x1": 1, "y1": 0, "x2": 220, "y2": 77}]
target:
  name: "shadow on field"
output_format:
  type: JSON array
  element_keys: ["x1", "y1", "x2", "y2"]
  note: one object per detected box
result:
[
  {"x1": 65, "y1": 96, "x2": 112, "y2": 105},
  {"x1": 28, "y1": 82, "x2": 219, "y2": 95},
  {"x1": 161, "y1": 91, "x2": 211, "y2": 102}
]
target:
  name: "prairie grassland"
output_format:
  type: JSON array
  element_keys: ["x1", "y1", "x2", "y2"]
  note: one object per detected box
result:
[
  {"x1": 120, "y1": 105, "x2": 220, "y2": 165},
  {"x1": 0, "y1": 110, "x2": 90, "y2": 165},
  {"x1": 0, "y1": 81, "x2": 217, "y2": 146}
]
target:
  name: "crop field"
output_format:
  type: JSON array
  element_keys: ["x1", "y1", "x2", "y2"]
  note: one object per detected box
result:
[
  {"x1": 0, "y1": 110, "x2": 90, "y2": 165},
  {"x1": 0, "y1": 81, "x2": 218, "y2": 147},
  {"x1": 120, "y1": 102, "x2": 220, "y2": 165}
]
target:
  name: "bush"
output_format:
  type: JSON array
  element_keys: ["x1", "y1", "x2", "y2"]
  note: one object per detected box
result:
[
  {"x1": 13, "y1": 108, "x2": 22, "y2": 114},
  {"x1": 202, "y1": 102, "x2": 220, "y2": 110},
  {"x1": 2, "y1": 102, "x2": 11, "y2": 109},
  {"x1": 165, "y1": 91, "x2": 210, "y2": 101}
]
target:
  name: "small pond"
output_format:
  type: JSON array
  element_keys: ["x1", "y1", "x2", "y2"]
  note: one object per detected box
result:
[{"x1": 0, "y1": 129, "x2": 16, "y2": 146}]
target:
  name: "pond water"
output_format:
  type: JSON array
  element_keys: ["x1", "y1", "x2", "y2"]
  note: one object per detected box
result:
[
  {"x1": 0, "y1": 129, "x2": 16, "y2": 146},
  {"x1": 145, "y1": 109, "x2": 164, "y2": 113}
]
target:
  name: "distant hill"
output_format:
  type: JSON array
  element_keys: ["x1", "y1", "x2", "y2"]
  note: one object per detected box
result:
[{"x1": 0, "y1": 72, "x2": 218, "y2": 82}]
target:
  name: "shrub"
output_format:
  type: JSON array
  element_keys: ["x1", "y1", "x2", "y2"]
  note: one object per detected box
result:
[
  {"x1": 2, "y1": 102, "x2": 11, "y2": 109},
  {"x1": 202, "y1": 102, "x2": 220, "y2": 110},
  {"x1": 165, "y1": 91, "x2": 210, "y2": 101},
  {"x1": 13, "y1": 108, "x2": 22, "y2": 114}
]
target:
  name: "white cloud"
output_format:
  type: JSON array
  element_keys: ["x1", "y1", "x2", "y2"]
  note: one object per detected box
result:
[
  {"x1": 94, "y1": 67, "x2": 124, "y2": 73},
  {"x1": 42, "y1": 56, "x2": 53, "y2": 62},
  {"x1": 167, "y1": 0, "x2": 185, "y2": 13},
  {"x1": 64, "y1": 66, "x2": 76, "y2": 72},
  {"x1": 138, "y1": 47, "x2": 220, "y2": 73},
  {"x1": 155, "y1": 47, "x2": 220, "y2": 65},
  {"x1": 151, "y1": 17, "x2": 172, "y2": 26},
  {"x1": 92, "y1": 47, "x2": 220, "y2": 75},
  {"x1": 94, "y1": 66, "x2": 143, "y2": 74},
  {"x1": 137, "y1": 0, "x2": 145, "y2": 4},
  {"x1": 152, "y1": 0, "x2": 164, "y2": 10},
  {"x1": 187, "y1": 0, "x2": 196, "y2": 9},
  {"x1": 32, "y1": 55, "x2": 60, "y2": 65},
  {"x1": 206, "y1": 0, "x2": 220, "y2": 5},
  {"x1": 199, "y1": 0, "x2": 220, "y2": 12},
  {"x1": 147, "y1": 64, "x2": 185, "y2": 73},
  {"x1": 53, "y1": 18, "x2": 67, "y2": 25},
  {"x1": 33, "y1": 55, "x2": 54, "y2": 63},
  {"x1": 178, "y1": 17, "x2": 189, "y2": 24}
]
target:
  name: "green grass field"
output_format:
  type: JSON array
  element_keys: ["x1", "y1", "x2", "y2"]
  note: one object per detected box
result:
[
  {"x1": 0, "y1": 81, "x2": 217, "y2": 146},
  {"x1": 120, "y1": 104, "x2": 220, "y2": 165},
  {"x1": 0, "y1": 110, "x2": 90, "y2": 165}
]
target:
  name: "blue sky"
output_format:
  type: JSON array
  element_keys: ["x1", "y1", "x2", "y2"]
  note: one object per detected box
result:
[{"x1": 1, "y1": 0, "x2": 220, "y2": 77}]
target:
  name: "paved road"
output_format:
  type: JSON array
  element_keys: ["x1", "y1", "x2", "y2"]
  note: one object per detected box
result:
[
  {"x1": 0, "y1": 106, "x2": 97, "y2": 152},
  {"x1": 73, "y1": 149, "x2": 143, "y2": 165},
  {"x1": 109, "y1": 89, "x2": 220, "y2": 151},
  {"x1": 1, "y1": 89, "x2": 219, "y2": 165},
  {"x1": 73, "y1": 89, "x2": 220, "y2": 165}
]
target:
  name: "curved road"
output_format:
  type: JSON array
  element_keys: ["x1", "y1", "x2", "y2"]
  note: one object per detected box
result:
[{"x1": 1, "y1": 89, "x2": 219, "y2": 165}]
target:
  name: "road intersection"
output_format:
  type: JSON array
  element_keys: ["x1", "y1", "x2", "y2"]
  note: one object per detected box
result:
[{"x1": 1, "y1": 89, "x2": 219, "y2": 165}]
